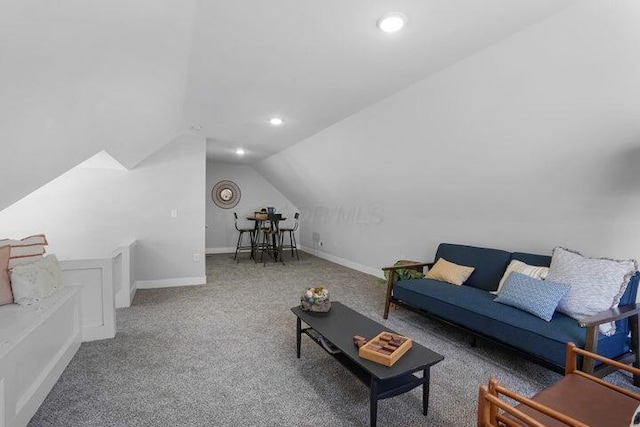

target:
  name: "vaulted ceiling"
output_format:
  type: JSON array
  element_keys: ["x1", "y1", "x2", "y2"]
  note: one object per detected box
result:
[
  {"x1": 0, "y1": 0, "x2": 573, "y2": 211},
  {"x1": 192, "y1": 0, "x2": 573, "y2": 163}
]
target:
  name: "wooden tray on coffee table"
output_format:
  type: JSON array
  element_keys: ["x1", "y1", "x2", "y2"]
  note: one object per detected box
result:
[{"x1": 358, "y1": 332, "x2": 412, "y2": 367}]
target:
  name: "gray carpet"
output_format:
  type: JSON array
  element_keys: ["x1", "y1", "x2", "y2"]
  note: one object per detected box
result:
[{"x1": 30, "y1": 252, "x2": 640, "y2": 426}]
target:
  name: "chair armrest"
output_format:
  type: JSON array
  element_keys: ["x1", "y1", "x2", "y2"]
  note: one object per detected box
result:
[
  {"x1": 578, "y1": 303, "x2": 640, "y2": 328},
  {"x1": 566, "y1": 342, "x2": 640, "y2": 400},
  {"x1": 478, "y1": 377, "x2": 590, "y2": 427}
]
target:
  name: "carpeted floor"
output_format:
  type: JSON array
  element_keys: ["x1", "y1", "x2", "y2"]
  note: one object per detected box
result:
[{"x1": 30, "y1": 252, "x2": 640, "y2": 426}]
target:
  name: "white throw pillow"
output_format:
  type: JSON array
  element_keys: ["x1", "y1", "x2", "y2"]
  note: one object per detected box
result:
[
  {"x1": 10, "y1": 254, "x2": 64, "y2": 305},
  {"x1": 546, "y1": 247, "x2": 637, "y2": 336},
  {"x1": 492, "y1": 259, "x2": 550, "y2": 295}
]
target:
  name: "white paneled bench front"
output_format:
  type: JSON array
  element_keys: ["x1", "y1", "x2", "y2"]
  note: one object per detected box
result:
[
  {"x1": 0, "y1": 287, "x2": 82, "y2": 427},
  {"x1": 0, "y1": 254, "x2": 118, "y2": 427}
]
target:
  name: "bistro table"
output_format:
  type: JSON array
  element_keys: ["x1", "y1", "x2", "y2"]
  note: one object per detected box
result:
[{"x1": 246, "y1": 214, "x2": 286, "y2": 262}]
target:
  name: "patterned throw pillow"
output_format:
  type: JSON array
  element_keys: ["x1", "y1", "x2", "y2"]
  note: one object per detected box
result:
[
  {"x1": 492, "y1": 259, "x2": 549, "y2": 295},
  {"x1": 9, "y1": 254, "x2": 64, "y2": 305},
  {"x1": 546, "y1": 247, "x2": 638, "y2": 336},
  {"x1": 494, "y1": 272, "x2": 570, "y2": 321},
  {"x1": 426, "y1": 258, "x2": 475, "y2": 286}
]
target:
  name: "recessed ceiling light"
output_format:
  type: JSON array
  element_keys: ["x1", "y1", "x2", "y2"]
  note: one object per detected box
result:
[
  {"x1": 377, "y1": 12, "x2": 408, "y2": 33},
  {"x1": 190, "y1": 124, "x2": 203, "y2": 131},
  {"x1": 235, "y1": 148, "x2": 246, "y2": 156},
  {"x1": 269, "y1": 117, "x2": 284, "y2": 126}
]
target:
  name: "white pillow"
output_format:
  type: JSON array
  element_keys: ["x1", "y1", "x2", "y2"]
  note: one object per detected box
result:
[
  {"x1": 546, "y1": 247, "x2": 637, "y2": 336},
  {"x1": 492, "y1": 260, "x2": 549, "y2": 295},
  {"x1": 9, "y1": 254, "x2": 64, "y2": 305}
]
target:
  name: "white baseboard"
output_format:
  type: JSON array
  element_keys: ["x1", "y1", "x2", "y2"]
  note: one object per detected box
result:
[
  {"x1": 135, "y1": 276, "x2": 207, "y2": 290},
  {"x1": 206, "y1": 247, "x2": 235, "y2": 254},
  {"x1": 299, "y1": 246, "x2": 384, "y2": 279}
]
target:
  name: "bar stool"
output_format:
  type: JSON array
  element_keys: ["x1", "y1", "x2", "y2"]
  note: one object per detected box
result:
[
  {"x1": 257, "y1": 213, "x2": 284, "y2": 266},
  {"x1": 279, "y1": 212, "x2": 299, "y2": 261},
  {"x1": 234, "y1": 212, "x2": 255, "y2": 262}
]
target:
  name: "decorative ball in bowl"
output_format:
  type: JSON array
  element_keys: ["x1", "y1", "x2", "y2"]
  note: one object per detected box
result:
[{"x1": 300, "y1": 286, "x2": 331, "y2": 312}]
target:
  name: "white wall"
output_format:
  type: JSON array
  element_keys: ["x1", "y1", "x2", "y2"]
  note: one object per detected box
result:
[
  {"x1": 0, "y1": 135, "x2": 206, "y2": 283},
  {"x1": 255, "y1": 1, "x2": 640, "y2": 273},
  {"x1": 206, "y1": 161, "x2": 298, "y2": 252},
  {"x1": 0, "y1": 0, "x2": 197, "y2": 211}
]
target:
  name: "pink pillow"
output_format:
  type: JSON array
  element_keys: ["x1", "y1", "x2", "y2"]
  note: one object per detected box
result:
[
  {"x1": 0, "y1": 234, "x2": 48, "y2": 268},
  {"x1": 0, "y1": 246, "x2": 12, "y2": 305}
]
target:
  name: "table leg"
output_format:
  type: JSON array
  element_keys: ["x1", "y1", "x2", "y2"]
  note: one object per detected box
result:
[
  {"x1": 422, "y1": 368, "x2": 430, "y2": 416},
  {"x1": 296, "y1": 317, "x2": 301, "y2": 359},
  {"x1": 272, "y1": 233, "x2": 279, "y2": 261},
  {"x1": 370, "y1": 378, "x2": 378, "y2": 427}
]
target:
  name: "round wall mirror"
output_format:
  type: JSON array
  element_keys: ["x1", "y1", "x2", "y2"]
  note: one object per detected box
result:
[{"x1": 212, "y1": 180, "x2": 241, "y2": 209}]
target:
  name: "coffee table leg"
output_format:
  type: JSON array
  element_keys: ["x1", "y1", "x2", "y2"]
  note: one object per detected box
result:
[
  {"x1": 370, "y1": 378, "x2": 378, "y2": 427},
  {"x1": 296, "y1": 317, "x2": 301, "y2": 358},
  {"x1": 423, "y1": 368, "x2": 430, "y2": 416}
]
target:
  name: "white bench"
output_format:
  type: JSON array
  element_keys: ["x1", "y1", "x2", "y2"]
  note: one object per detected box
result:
[
  {"x1": 0, "y1": 288, "x2": 82, "y2": 427},
  {"x1": 0, "y1": 254, "x2": 121, "y2": 427}
]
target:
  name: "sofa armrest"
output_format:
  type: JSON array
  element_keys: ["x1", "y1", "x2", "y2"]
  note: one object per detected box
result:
[
  {"x1": 578, "y1": 303, "x2": 640, "y2": 386},
  {"x1": 381, "y1": 261, "x2": 432, "y2": 272},
  {"x1": 578, "y1": 303, "x2": 640, "y2": 327},
  {"x1": 382, "y1": 261, "x2": 433, "y2": 320}
]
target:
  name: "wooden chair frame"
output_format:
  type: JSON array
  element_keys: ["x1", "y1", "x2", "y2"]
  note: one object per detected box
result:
[{"x1": 477, "y1": 342, "x2": 640, "y2": 427}]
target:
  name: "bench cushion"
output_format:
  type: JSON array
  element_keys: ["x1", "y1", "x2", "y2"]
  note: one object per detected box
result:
[
  {"x1": 435, "y1": 244, "x2": 511, "y2": 291},
  {"x1": 0, "y1": 288, "x2": 77, "y2": 354},
  {"x1": 393, "y1": 278, "x2": 629, "y2": 368}
]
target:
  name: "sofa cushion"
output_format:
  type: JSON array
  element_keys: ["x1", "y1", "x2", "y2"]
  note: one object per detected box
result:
[
  {"x1": 547, "y1": 247, "x2": 638, "y2": 336},
  {"x1": 494, "y1": 272, "x2": 570, "y2": 321},
  {"x1": 494, "y1": 259, "x2": 550, "y2": 294},
  {"x1": 435, "y1": 243, "x2": 511, "y2": 291},
  {"x1": 511, "y1": 252, "x2": 552, "y2": 268},
  {"x1": 426, "y1": 258, "x2": 474, "y2": 285},
  {"x1": 393, "y1": 278, "x2": 629, "y2": 367},
  {"x1": 510, "y1": 253, "x2": 638, "y2": 334}
]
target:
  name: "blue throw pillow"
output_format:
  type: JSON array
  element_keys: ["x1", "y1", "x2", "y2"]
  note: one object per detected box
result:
[{"x1": 494, "y1": 272, "x2": 571, "y2": 321}]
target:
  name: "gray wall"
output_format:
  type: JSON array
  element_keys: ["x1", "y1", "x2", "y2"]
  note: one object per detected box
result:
[
  {"x1": 206, "y1": 162, "x2": 298, "y2": 252},
  {"x1": 255, "y1": 1, "x2": 640, "y2": 272},
  {"x1": 0, "y1": 135, "x2": 206, "y2": 282}
]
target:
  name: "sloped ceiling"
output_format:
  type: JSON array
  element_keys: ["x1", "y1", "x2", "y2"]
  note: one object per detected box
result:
[
  {"x1": 0, "y1": 0, "x2": 197, "y2": 211},
  {"x1": 0, "y1": 0, "x2": 573, "y2": 211},
  {"x1": 190, "y1": 0, "x2": 573, "y2": 163},
  {"x1": 254, "y1": 1, "x2": 640, "y2": 268}
]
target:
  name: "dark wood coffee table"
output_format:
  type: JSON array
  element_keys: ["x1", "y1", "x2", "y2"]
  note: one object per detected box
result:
[{"x1": 291, "y1": 302, "x2": 444, "y2": 427}]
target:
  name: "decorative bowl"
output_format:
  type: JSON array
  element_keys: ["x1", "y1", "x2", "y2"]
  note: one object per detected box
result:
[{"x1": 300, "y1": 286, "x2": 331, "y2": 312}]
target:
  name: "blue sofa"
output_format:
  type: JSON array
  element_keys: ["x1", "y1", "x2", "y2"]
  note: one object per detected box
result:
[{"x1": 383, "y1": 243, "x2": 640, "y2": 382}]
